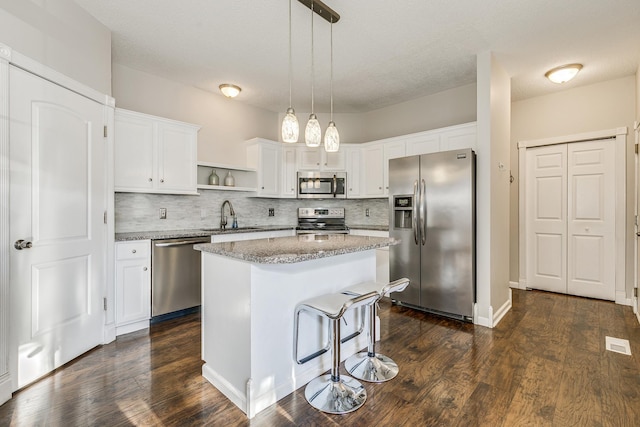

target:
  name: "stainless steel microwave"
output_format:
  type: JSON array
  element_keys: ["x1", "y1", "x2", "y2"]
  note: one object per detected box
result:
[{"x1": 297, "y1": 172, "x2": 347, "y2": 199}]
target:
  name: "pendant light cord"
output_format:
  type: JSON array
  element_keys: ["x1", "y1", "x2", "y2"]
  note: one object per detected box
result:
[
  {"x1": 330, "y1": 18, "x2": 333, "y2": 121},
  {"x1": 310, "y1": 1, "x2": 314, "y2": 115},
  {"x1": 288, "y1": 0, "x2": 292, "y2": 108}
]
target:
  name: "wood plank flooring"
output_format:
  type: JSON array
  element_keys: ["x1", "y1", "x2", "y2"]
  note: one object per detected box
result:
[{"x1": 2, "y1": 289, "x2": 640, "y2": 426}]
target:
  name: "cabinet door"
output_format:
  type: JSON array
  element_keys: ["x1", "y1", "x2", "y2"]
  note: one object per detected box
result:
[
  {"x1": 116, "y1": 259, "x2": 151, "y2": 326},
  {"x1": 405, "y1": 134, "x2": 439, "y2": 156},
  {"x1": 322, "y1": 150, "x2": 346, "y2": 171},
  {"x1": 281, "y1": 146, "x2": 297, "y2": 197},
  {"x1": 345, "y1": 147, "x2": 361, "y2": 198},
  {"x1": 440, "y1": 124, "x2": 477, "y2": 151},
  {"x1": 258, "y1": 144, "x2": 281, "y2": 196},
  {"x1": 383, "y1": 141, "x2": 406, "y2": 195},
  {"x1": 297, "y1": 147, "x2": 321, "y2": 170},
  {"x1": 362, "y1": 145, "x2": 385, "y2": 196},
  {"x1": 157, "y1": 122, "x2": 197, "y2": 193},
  {"x1": 114, "y1": 112, "x2": 155, "y2": 190}
]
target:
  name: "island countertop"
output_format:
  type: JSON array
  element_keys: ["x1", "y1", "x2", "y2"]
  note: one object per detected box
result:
[{"x1": 194, "y1": 233, "x2": 398, "y2": 264}]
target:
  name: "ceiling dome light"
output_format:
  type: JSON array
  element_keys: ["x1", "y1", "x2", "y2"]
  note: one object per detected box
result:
[
  {"x1": 219, "y1": 84, "x2": 241, "y2": 98},
  {"x1": 545, "y1": 64, "x2": 583, "y2": 84}
]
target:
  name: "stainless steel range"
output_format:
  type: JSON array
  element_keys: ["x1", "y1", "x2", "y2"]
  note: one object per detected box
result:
[{"x1": 296, "y1": 207, "x2": 349, "y2": 234}]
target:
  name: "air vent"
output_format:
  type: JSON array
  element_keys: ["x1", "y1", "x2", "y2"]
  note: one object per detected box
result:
[{"x1": 605, "y1": 336, "x2": 631, "y2": 355}]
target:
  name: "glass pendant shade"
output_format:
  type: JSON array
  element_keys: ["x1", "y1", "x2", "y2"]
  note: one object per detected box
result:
[
  {"x1": 305, "y1": 113, "x2": 321, "y2": 147},
  {"x1": 282, "y1": 107, "x2": 299, "y2": 143},
  {"x1": 324, "y1": 121, "x2": 339, "y2": 152}
]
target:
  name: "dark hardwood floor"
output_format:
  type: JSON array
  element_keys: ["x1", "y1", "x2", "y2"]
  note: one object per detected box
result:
[{"x1": 2, "y1": 289, "x2": 640, "y2": 426}]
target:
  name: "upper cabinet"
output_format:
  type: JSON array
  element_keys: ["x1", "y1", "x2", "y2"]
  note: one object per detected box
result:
[
  {"x1": 246, "y1": 138, "x2": 281, "y2": 197},
  {"x1": 115, "y1": 109, "x2": 200, "y2": 195},
  {"x1": 281, "y1": 146, "x2": 297, "y2": 198},
  {"x1": 297, "y1": 146, "x2": 346, "y2": 171},
  {"x1": 345, "y1": 146, "x2": 362, "y2": 198}
]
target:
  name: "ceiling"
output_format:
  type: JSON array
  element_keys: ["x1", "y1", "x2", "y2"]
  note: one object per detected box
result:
[{"x1": 74, "y1": 0, "x2": 640, "y2": 114}]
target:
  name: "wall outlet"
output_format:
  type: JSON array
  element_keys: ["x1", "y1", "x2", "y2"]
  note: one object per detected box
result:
[
  {"x1": 268, "y1": 208, "x2": 275, "y2": 217},
  {"x1": 365, "y1": 208, "x2": 370, "y2": 217},
  {"x1": 159, "y1": 208, "x2": 167, "y2": 219}
]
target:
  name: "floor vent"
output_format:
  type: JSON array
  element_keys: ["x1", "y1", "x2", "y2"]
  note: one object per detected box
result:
[{"x1": 605, "y1": 336, "x2": 631, "y2": 355}]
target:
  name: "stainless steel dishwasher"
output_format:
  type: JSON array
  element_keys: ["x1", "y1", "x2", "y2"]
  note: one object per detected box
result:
[{"x1": 152, "y1": 236, "x2": 210, "y2": 317}]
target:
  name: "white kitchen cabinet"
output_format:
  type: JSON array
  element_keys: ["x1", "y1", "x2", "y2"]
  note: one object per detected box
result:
[
  {"x1": 297, "y1": 146, "x2": 346, "y2": 171},
  {"x1": 246, "y1": 138, "x2": 281, "y2": 197},
  {"x1": 362, "y1": 145, "x2": 385, "y2": 197},
  {"x1": 349, "y1": 229, "x2": 390, "y2": 283},
  {"x1": 405, "y1": 133, "x2": 440, "y2": 156},
  {"x1": 115, "y1": 240, "x2": 151, "y2": 336},
  {"x1": 345, "y1": 146, "x2": 362, "y2": 198},
  {"x1": 115, "y1": 109, "x2": 200, "y2": 195},
  {"x1": 210, "y1": 229, "x2": 295, "y2": 243},
  {"x1": 383, "y1": 141, "x2": 406, "y2": 196},
  {"x1": 439, "y1": 123, "x2": 477, "y2": 151},
  {"x1": 281, "y1": 146, "x2": 297, "y2": 197}
]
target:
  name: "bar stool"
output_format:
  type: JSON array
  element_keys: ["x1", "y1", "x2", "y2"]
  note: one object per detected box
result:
[
  {"x1": 342, "y1": 278, "x2": 410, "y2": 382},
  {"x1": 293, "y1": 291, "x2": 379, "y2": 414}
]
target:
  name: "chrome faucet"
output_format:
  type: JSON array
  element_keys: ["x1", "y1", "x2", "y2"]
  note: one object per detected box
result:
[{"x1": 220, "y1": 200, "x2": 235, "y2": 229}]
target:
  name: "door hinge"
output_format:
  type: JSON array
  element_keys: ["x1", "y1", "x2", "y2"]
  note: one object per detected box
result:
[
  {"x1": 104, "y1": 211, "x2": 107, "y2": 224},
  {"x1": 634, "y1": 288, "x2": 638, "y2": 298},
  {"x1": 103, "y1": 297, "x2": 108, "y2": 311},
  {"x1": 103, "y1": 125, "x2": 108, "y2": 138}
]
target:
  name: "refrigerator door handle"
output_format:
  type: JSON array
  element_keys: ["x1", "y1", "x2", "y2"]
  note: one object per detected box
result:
[
  {"x1": 420, "y1": 178, "x2": 426, "y2": 245},
  {"x1": 413, "y1": 180, "x2": 419, "y2": 245}
]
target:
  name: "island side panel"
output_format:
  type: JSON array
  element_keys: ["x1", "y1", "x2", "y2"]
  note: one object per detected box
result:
[
  {"x1": 201, "y1": 252, "x2": 252, "y2": 413},
  {"x1": 248, "y1": 250, "x2": 376, "y2": 416}
]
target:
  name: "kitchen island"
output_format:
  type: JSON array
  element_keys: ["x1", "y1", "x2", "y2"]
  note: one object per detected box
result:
[{"x1": 194, "y1": 234, "x2": 398, "y2": 418}]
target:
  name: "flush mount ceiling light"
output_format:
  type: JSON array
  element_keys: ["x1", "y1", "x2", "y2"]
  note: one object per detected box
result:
[
  {"x1": 545, "y1": 63, "x2": 583, "y2": 84},
  {"x1": 219, "y1": 84, "x2": 241, "y2": 98}
]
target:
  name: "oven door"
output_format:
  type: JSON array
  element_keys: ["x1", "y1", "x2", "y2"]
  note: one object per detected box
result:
[{"x1": 297, "y1": 172, "x2": 346, "y2": 199}]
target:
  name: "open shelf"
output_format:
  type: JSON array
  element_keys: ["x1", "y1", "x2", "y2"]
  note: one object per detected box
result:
[{"x1": 197, "y1": 161, "x2": 257, "y2": 192}]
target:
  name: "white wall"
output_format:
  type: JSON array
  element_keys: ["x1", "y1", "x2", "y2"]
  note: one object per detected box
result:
[
  {"x1": 476, "y1": 52, "x2": 511, "y2": 327},
  {"x1": 112, "y1": 64, "x2": 278, "y2": 166},
  {"x1": 510, "y1": 76, "x2": 637, "y2": 299},
  {"x1": 360, "y1": 83, "x2": 477, "y2": 142},
  {"x1": 0, "y1": 0, "x2": 111, "y2": 94}
]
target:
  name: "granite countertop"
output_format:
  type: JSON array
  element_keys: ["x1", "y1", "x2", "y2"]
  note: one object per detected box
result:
[
  {"x1": 194, "y1": 234, "x2": 398, "y2": 264},
  {"x1": 348, "y1": 224, "x2": 389, "y2": 231},
  {"x1": 115, "y1": 226, "x2": 295, "y2": 242}
]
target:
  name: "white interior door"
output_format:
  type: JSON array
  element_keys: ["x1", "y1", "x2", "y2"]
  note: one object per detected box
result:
[
  {"x1": 567, "y1": 140, "x2": 615, "y2": 299},
  {"x1": 9, "y1": 66, "x2": 105, "y2": 389},
  {"x1": 526, "y1": 144, "x2": 567, "y2": 294}
]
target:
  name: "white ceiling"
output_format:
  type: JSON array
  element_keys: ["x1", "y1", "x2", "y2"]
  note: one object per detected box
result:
[{"x1": 74, "y1": 0, "x2": 640, "y2": 113}]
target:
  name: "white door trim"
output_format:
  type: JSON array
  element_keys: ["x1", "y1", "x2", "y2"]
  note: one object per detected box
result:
[
  {"x1": 518, "y1": 127, "x2": 628, "y2": 304},
  {"x1": 0, "y1": 42, "x2": 114, "y2": 405}
]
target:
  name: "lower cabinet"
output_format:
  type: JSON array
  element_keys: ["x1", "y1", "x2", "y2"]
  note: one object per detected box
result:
[
  {"x1": 115, "y1": 240, "x2": 151, "y2": 336},
  {"x1": 349, "y1": 229, "x2": 390, "y2": 283}
]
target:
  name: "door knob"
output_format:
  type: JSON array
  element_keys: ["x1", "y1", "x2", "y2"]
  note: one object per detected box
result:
[{"x1": 14, "y1": 239, "x2": 33, "y2": 250}]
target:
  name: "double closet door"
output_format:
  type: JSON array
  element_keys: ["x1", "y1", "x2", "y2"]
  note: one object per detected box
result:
[{"x1": 525, "y1": 139, "x2": 615, "y2": 300}]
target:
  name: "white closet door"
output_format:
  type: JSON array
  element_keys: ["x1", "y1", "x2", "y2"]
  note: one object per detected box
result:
[
  {"x1": 526, "y1": 144, "x2": 567, "y2": 294},
  {"x1": 9, "y1": 66, "x2": 105, "y2": 388},
  {"x1": 567, "y1": 139, "x2": 615, "y2": 300}
]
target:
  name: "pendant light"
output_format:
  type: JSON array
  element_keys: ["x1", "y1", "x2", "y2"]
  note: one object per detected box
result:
[
  {"x1": 304, "y1": 1, "x2": 321, "y2": 147},
  {"x1": 323, "y1": 17, "x2": 339, "y2": 152},
  {"x1": 281, "y1": 0, "x2": 299, "y2": 143}
]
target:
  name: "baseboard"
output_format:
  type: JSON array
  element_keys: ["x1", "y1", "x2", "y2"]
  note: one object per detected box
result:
[
  {"x1": 636, "y1": 310, "x2": 640, "y2": 325},
  {"x1": 492, "y1": 289, "x2": 512, "y2": 327},
  {"x1": 115, "y1": 320, "x2": 149, "y2": 337},
  {"x1": 0, "y1": 373, "x2": 11, "y2": 406},
  {"x1": 104, "y1": 322, "x2": 116, "y2": 344},
  {"x1": 474, "y1": 303, "x2": 492, "y2": 328},
  {"x1": 202, "y1": 364, "x2": 247, "y2": 416},
  {"x1": 615, "y1": 290, "x2": 632, "y2": 306},
  {"x1": 509, "y1": 281, "x2": 524, "y2": 290}
]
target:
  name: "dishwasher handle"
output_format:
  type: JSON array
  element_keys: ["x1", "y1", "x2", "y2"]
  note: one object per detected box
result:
[{"x1": 154, "y1": 239, "x2": 209, "y2": 247}]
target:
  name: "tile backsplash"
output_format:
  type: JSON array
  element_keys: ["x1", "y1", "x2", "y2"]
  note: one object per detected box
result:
[{"x1": 115, "y1": 191, "x2": 389, "y2": 233}]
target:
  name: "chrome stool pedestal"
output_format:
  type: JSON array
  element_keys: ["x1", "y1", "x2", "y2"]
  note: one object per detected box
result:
[
  {"x1": 343, "y1": 278, "x2": 410, "y2": 383},
  {"x1": 294, "y1": 291, "x2": 378, "y2": 414}
]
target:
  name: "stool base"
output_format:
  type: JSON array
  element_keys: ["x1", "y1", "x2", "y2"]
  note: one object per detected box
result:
[
  {"x1": 304, "y1": 374, "x2": 367, "y2": 414},
  {"x1": 344, "y1": 352, "x2": 399, "y2": 382}
]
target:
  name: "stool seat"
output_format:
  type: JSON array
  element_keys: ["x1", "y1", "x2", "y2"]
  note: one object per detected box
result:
[
  {"x1": 342, "y1": 278, "x2": 410, "y2": 383},
  {"x1": 294, "y1": 290, "x2": 379, "y2": 414}
]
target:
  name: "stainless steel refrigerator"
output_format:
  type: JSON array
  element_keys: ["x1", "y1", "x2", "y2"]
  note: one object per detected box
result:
[{"x1": 389, "y1": 149, "x2": 475, "y2": 321}]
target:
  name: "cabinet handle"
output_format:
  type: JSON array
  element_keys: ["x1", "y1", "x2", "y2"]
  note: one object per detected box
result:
[
  {"x1": 148, "y1": 178, "x2": 153, "y2": 182},
  {"x1": 262, "y1": 186, "x2": 264, "y2": 190},
  {"x1": 317, "y1": 162, "x2": 320, "y2": 166},
  {"x1": 350, "y1": 188, "x2": 353, "y2": 191},
  {"x1": 160, "y1": 179, "x2": 164, "y2": 183},
  {"x1": 379, "y1": 186, "x2": 382, "y2": 190},
  {"x1": 143, "y1": 267, "x2": 148, "y2": 271},
  {"x1": 132, "y1": 249, "x2": 137, "y2": 253}
]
